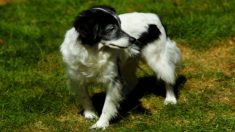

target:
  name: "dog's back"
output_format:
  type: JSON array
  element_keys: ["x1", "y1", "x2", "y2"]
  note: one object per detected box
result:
[{"x1": 119, "y1": 12, "x2": 166, "y2": 40}]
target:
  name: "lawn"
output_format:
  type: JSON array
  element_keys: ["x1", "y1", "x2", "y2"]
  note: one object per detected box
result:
[{"x1": 0, "y1": 0, "x2": 235, "y2": 131}]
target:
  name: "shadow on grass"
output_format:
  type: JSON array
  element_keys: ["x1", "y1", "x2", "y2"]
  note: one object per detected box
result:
[{"x1": 91, "y1": 75, "x2": 187, "y2": 120}]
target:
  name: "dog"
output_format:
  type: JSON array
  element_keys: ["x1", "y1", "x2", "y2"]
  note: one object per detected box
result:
[{"x1": 60, "y1": 5, "x2": 181, "y2": 129}]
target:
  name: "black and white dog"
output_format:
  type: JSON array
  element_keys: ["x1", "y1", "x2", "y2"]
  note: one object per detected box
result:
[{"x1": 60, "y1": 6, "x2": 181, "y2": 129}]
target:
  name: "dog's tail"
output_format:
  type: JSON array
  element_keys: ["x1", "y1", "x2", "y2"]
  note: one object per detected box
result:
[{"x1": 166, "y1": 38, "x2": 182, "y2": 69}]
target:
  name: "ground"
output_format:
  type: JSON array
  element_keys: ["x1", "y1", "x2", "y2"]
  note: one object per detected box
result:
[{"x1": 0, "y1": 0, "x2": 235, "y2": 131}]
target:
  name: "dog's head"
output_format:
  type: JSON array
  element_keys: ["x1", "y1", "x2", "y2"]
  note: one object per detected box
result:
[{"x1": 74, "y1": 6, "x2": 136, "y2": 49}]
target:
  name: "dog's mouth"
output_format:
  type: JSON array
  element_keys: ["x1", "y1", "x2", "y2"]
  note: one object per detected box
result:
[
  {"x1": 109, "y1": 44, "x2": 128, "y2": 49},
  {"x1": 101, "y1": 43, "x2": 129, "y2": 49}
]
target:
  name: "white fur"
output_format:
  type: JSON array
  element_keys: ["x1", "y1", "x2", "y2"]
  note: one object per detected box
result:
[{"x1": 61, "y1": 12, "x2": 181, "y2": 130}]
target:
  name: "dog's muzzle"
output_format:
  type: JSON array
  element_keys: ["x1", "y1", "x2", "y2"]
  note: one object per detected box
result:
[{"x1": 110, "y1": 37, "x2": 137, "y2": 49}]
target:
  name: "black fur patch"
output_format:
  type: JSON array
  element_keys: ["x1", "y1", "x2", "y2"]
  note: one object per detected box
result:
[{"x1": 136, "y1": 24, "x2": 161, "y2": 48}]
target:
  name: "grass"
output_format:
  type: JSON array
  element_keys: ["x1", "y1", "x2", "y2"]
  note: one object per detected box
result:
[{"x1": 0, "y1": 0, "x2": 235, "y2": 131}]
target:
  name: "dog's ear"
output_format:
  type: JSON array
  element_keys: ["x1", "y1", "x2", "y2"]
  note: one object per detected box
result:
[{"x1": 73, "y1": 13, "x2": 100, "y2": 45}]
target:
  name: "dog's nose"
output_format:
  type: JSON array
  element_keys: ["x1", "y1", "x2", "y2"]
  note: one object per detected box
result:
[{"x1": 129, "y1": 37, "x2": 136, "y2": 44}]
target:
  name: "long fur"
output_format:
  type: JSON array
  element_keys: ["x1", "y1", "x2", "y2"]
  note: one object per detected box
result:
[{"x1": 61, "y1": 6, "x2": 181, "y2": 130}]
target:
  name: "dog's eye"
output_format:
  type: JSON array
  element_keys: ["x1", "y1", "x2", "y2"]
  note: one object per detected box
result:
[{"x1": 105, "y1": 25, "x2": 115, "y2": 33}]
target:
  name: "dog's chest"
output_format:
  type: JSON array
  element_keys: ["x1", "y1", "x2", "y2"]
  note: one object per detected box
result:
[
  {"x1": 81, "y1": 54, "x2": 108, "y2": 74},
  {"x1": 72, "y1": 50, "x2": 116, "y2": 82}
]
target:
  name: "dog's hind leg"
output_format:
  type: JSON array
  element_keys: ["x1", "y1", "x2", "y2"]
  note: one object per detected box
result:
[
  {"x1": 165, "y1": 83, "x2": 177, "y2": 105},
  {"x1": 68, "y1": 79, "x2": 98, "y2": 120},
  {"x1": 142, "y1": 39, "x2": 181, "y2": 105},
  {"x1": 151, "y1": 60, "x2": 178, "y2": 105}
]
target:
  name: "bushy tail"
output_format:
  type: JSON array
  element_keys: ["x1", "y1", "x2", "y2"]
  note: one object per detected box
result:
[{"x1": 166, "y1": 38, "x2": 182, "y2": 68}]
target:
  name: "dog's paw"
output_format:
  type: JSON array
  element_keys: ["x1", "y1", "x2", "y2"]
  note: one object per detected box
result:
[
  {"x1": 164, "y1": 97, "x2": 177, "y2": 105},
  {"x1": 90, "y1": 120, "x2": 109, "y2": 130},
  {"x1": 83, "y1": 110, "x2": 98, "y2": 120}
]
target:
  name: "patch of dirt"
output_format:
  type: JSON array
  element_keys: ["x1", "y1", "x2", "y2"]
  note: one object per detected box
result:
[
  {"x1": 180, "y1": 37, "x2": 235, "y2": 105},
  {"x1": 0, "y1": 0, "x2": 10, "y2": 5},
  {"x1": 0, "y1": 39, "x2": 4, "y2": 45},
  {"x1": 0, "y1": 0, "x2": 25, "y2": 6}
]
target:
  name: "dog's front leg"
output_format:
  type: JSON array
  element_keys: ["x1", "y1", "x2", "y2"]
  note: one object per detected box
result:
[
  {"x1": 91, "y1": 79, "x2": 123, "y2": 130},
  {"x1": 68, "y1": 79, "x2": 98, "y2": 120}
]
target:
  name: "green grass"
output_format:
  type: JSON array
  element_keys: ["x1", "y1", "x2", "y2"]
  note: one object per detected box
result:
[{"x1": 0, "y1": 0, "x2": 235, "y2": 131}]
